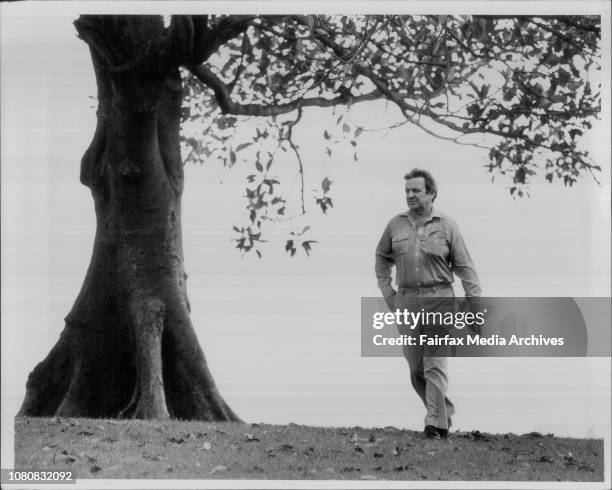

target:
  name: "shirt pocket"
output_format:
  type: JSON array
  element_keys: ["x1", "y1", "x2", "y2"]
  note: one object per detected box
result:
[
  {"x1": 421, "y1": 230, "x2": 448, "y2": 258},
  {"x1": 391, "y1": 231, "x2": 411, "y2": 255}
]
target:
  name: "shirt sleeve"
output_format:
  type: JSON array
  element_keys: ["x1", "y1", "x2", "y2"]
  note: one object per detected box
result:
[
  {"x1": 448, "y1": 221, "x2": 482, "y2": 297},
  {"x1": 375, "y1": 222, "x2": 397, "y2": 299}
]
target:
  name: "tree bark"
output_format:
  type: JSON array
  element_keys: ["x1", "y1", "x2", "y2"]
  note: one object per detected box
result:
[{"x1": 19, "y1": 16, "x2": 239, "y2": 421}]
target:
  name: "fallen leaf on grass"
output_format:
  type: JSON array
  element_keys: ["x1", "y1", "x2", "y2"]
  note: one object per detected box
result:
[
  {"x1": 354, "y1": 446, "x2": 364, "y2": 453},
  {"x1": 210, "y1": 465, "x2": 227, "y2": 475},
  {"x1": 142, "y1": 454, "x2": 162, "y2": 461},
  {"x1": 200, "y1": 442, "x2": 212, "y2": 451},
  {"x1": 539, "y1": 456, "x2": 554, "y2": 463},
  {"x1": 373, "y1": 452, "x2": 384, "y2": 458},
  {"x1": 360, "y1": 474, "x2": 377, "y2": 480},
  {"x1": 245, "y1": 433, "x2": 260, "y2": 442},
  {"x1": 168, "y1": 436, "x2": 185, "y2": 444},
  {"x1": 392, "y1": 446, "x2": 401, "y2": 456},
  {"x1": 90, "y1": 465, "x2": 101, "y2": 474},
  {"x1": 279, "y1": 443, "x2": 294, "y2": 451}
]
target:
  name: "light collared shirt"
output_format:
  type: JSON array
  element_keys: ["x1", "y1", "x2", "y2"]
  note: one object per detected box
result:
[{"x1": 375, "y1": 207, "x2": 481, "y2": 298}]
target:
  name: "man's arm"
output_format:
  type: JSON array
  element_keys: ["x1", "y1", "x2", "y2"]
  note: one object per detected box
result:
[
  {"x1": 448, "y1": 221, "x2": 482, "y2": 297},
  {"x1": 375, "y1": 222, "x2": 397, "y2": 310}
]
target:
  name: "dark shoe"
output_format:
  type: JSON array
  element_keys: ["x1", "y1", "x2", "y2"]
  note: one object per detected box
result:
[
  {"x1": 436, "y1": 427, "x2": 449, "y2": 439},
  {"x1": 424, "y1": 425, "x2": 439, "y2": 439}
]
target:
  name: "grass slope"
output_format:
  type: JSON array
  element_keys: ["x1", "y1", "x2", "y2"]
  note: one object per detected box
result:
[{"x1": 14, "y1": 417, "x2": 603, "y2": 481}]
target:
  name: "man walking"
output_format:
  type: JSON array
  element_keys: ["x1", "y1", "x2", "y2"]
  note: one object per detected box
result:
[{"x1": 375, "y1": 168, "x2": 481, "y2": 439}]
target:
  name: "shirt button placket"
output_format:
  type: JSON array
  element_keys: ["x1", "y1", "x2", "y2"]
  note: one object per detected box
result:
[{"x1": 415, "y1": 230, "x2": 420, "y2": 286}]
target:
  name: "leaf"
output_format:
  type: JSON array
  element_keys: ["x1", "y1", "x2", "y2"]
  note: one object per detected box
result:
[
  {"x1": 324, "y1": 129, "x2": 331, "y2": 140},
  {"x1": 236, "y1": 142, "x2": 251, "y2": 152},
  {"x1": 256, "y1": 250, "x2": 262, "y2": 259},
  {"x1": 342, "y1": 123, "x2": 351, "y2": 133},
  {"x1": 229, "y1": 150, "x2": 236, "y2": 165},
  {"x1": 168, "y1": 436, "x2": 186, "y2": 444},
  {"x1": 210, "y1": 465, "x2": 227, "y2": 475},
  {"x1": 255, "y1": 161, "x2": 263, "y2": 172},
  {"x1": 321, "y1": 177, "x2": 332, "y2": 193},
  {"x1": 285, "y1": 240, "x2": 294, "y2": 252}
]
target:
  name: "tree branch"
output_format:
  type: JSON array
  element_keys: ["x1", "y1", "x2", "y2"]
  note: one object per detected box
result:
[
  {"x1": 519, "y1": 17, "x2": 596, "y2": 55},
  {"x1": 186, "y1": 64, "x2": 381, "y2": 117},
  {"x1": 197, "y1": 16, "x2": 257, "y2": 61},
  {"x1": 285, "y1": 108, "x2": 306, "y2": 215}
]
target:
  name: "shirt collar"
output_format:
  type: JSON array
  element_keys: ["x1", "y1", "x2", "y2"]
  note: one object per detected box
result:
[{"x1": 400, "y1": 206, "x2": 441, "y2": 222}]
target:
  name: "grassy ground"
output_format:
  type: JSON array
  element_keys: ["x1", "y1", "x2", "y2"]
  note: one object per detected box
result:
[{"x1": 14, "y1": 417, "x2": 603, "y2": 481}]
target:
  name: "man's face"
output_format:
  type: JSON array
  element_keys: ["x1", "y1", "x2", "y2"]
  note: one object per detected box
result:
[{"x1": 405, "y1": 177, "x2": 434, "y2": 212}]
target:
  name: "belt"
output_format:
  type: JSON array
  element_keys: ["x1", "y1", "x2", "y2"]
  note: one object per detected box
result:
[{"x1": 398, "y1": 284, "x2": 452, "y2": 295}]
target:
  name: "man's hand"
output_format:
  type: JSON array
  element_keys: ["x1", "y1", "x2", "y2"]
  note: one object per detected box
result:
[{"x1": 462, "y1": 296, "x2": 483, "y2": 336}]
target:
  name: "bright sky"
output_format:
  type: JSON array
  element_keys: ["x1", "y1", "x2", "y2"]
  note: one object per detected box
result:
[{"x1": 1, "y1": 2, "x2": 611, "y2": 473}]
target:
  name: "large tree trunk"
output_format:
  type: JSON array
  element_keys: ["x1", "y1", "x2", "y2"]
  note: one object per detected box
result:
[{"x1": 19, "y1": 16, "x2": 239, "y2": 421}]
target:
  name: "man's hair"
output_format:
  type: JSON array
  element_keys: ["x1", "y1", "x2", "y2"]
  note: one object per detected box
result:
[{"x1": 404, "y1": 168, "x2": 438, "y2": 201}]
